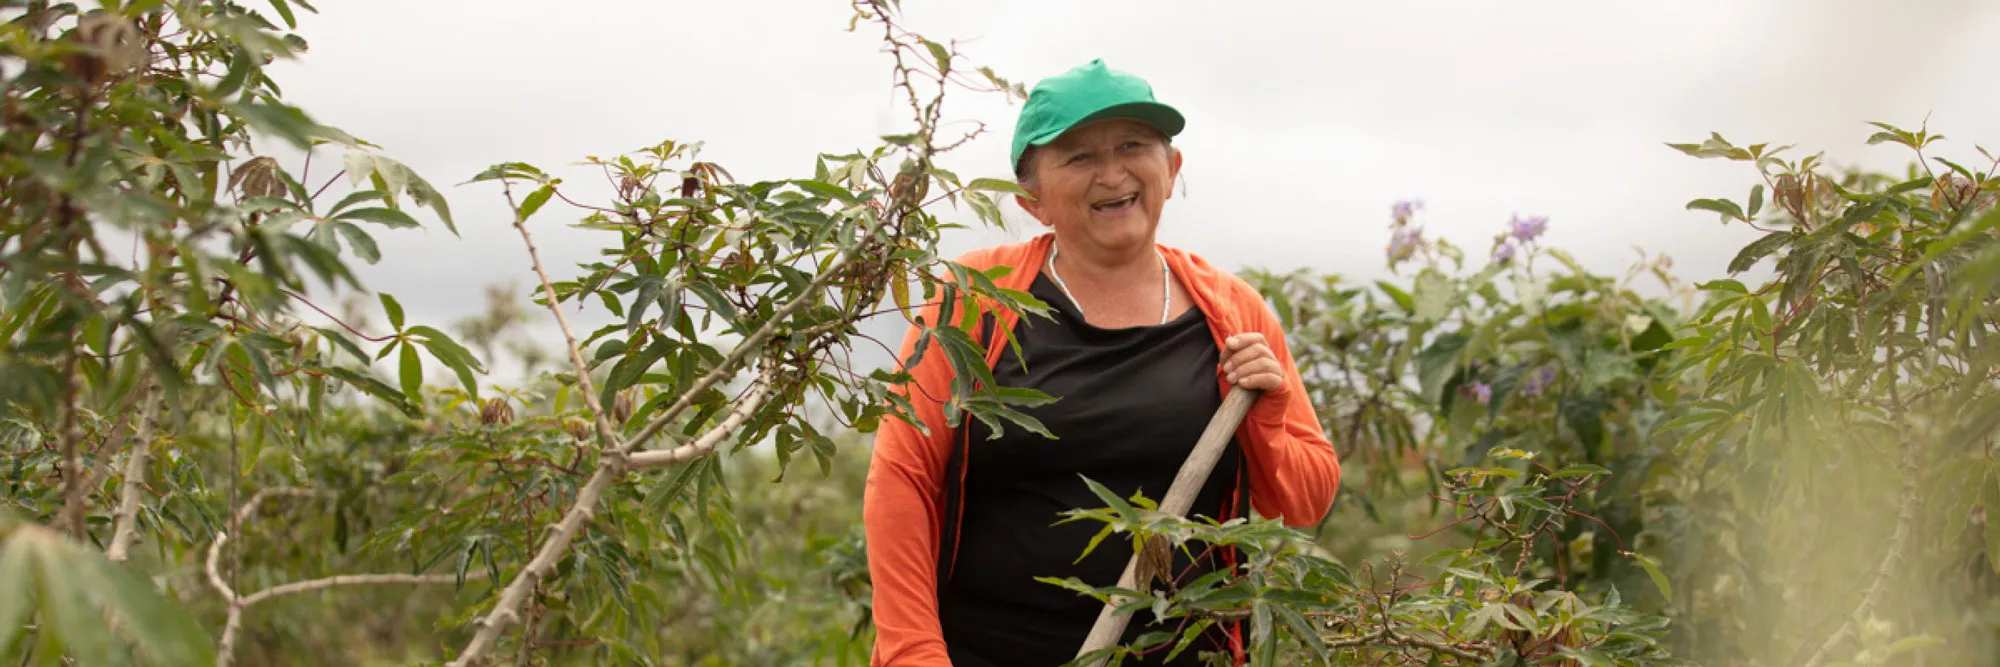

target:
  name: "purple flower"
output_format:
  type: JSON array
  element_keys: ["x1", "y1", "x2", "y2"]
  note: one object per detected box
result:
[
  {"x1": 1508, "y1": 214, "x2": 1548, "y2": 243},
  {"x1": 1519, "y1": 366, "x2": 1556, "y2": 397},
  {"x1": 1465, "y1": 381, "x2": 1493, "y2": 405},
  {"x1": 1387, "y1": 226, "x2": 1422, "y2": 265},
  {"x1": 1492, "y1": 241, "x2": 1517, "y2": 264},
  {"x1": 1392, "y1": 199, "x2": 1424, "y2": 222}
]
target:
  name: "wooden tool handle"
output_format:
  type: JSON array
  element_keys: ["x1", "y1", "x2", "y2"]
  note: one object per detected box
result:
[{"x1": 1074, "y1": 386, "x2": 1262, "y2": 664}]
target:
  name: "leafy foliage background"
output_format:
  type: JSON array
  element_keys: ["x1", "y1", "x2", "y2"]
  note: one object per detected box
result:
[{"x1": 2, "y1": 1, "x2": 1997, "y2": 666}]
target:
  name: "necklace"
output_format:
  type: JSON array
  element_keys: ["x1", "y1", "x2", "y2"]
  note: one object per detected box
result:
[{"x1": 1046, "y1": 240, "x2": 1172, "y2": 325}]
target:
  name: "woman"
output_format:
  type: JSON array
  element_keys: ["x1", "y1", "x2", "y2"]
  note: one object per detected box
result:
[{"x1": 864, "y1": 59, "x2": 1342, "y2": 667}]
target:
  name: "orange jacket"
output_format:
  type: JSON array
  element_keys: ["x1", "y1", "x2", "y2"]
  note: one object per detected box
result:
[{"x1": 862, "y1": 233, "x2": 1343, "y2": 666}]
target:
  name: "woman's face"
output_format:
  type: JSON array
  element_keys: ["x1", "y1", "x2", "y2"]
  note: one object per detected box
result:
[{"x1": 1016, "y1": 119, "x2": 1182, "y2": 257}]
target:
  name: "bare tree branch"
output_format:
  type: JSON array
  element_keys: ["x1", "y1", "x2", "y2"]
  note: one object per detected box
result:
[
  {"x1": 107, "y1": 388, "x2": 164, "y2": 562},
  {"x1": 206, "y1": 532, "x2": 239, "y2": 605},
  {"x1": 239, "y1": 573, "x2": 459, "y2": 608},
  {"x1": 206, "y1": 487, "x2": 448, "y2": 667},
  {"x1": 504, "y1": 180, "x2": 623, "y2": 450},
  {"x1": 627, "y1": 366, "x2": 781, "y2": 470},
  {"x1": 56, "y1": 349, "x2": 89, "y2": 541}
]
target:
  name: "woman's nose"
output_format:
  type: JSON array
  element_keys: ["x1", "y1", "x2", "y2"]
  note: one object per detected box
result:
[{"x1": 1092, "y1": 160, "x2": 1131, "y2": 188}]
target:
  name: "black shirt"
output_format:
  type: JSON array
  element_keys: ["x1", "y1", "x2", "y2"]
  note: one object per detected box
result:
[{"x1": 939, "y1": 273, "x2": 1246, "y2": 666}]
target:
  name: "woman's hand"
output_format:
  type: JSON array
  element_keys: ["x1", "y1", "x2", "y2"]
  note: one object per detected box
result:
[{"x1": 1222, "y1": 333, "x2": 1285, "y2": 392}]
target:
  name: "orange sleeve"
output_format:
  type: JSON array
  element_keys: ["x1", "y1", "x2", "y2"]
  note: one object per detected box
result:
[
  {"x1": 1229, "y1": 281, "x2": 1343, "y2": 527},
  {"x1": 863, "y1": 300, "x2": 962, "y2": 666}
]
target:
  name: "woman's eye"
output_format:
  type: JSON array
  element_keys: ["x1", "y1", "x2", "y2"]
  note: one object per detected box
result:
[{"x1": 1065, "y1": 153, "x2": 1089, "y2": 165}]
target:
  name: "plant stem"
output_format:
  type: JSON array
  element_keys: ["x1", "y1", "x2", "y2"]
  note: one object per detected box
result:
[
  {"x1": 626, "y1": 367, "x2": 781, "y2": 470},
  {"x1": 55, "y1": 349, "x2": 88, "y2": 541},
  {"x1": 107, "y1": 387, "x2": 163, "y2": 562},
  {"x1": 208, "y1": 487, "x2": 448, "y2": 667},
  {"x1": 503, "y1": 180, "x2": 621, "y2": 449}
]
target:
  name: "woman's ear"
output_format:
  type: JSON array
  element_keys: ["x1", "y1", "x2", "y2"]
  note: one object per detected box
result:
[{"x1": 1015, "y1": 191, "x2": 1043, "y2": 223}]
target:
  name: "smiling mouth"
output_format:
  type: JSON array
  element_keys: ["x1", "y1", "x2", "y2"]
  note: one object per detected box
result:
[{"x1": 1091, "y1": 194, "x2": 1139, "y2": 212}]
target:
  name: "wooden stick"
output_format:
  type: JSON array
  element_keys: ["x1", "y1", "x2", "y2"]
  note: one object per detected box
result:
[{"x1": 1075, "y1": 386, "x2": 1262, "y2": 664}]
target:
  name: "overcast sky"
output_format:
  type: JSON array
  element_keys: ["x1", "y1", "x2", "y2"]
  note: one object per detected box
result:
[{"x1": 266, "y1": 0, "x2": 2000, "y2": 383}]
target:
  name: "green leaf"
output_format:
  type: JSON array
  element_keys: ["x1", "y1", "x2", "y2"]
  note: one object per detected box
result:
[
  {"x1": 213, "y1": 47, "x2": 255, "y2": 98},
  {"x1": 1696, "y1": 279, "x2": 1748, "y2": 294},
  {"x1": 1556, "y1": 647, "x2": 1614, "y2": 667},
  {"x1": 400, "y1": 165, "x2": 458, "y2": 235},
  {"x1": 645, "y1": 456, "x2": 712, "y2": 516},
  {"x1": 33, "y1": 538, "x2": 112, "y2": 667},
  {"x1": 1628, "y1": 551, "x2": 1673, "y2": 603},
  {"x1": 1412, "y1": 270, "x2": 1454, "y2": 322},
  {"x1": 1631, "y1": 317, "x2": 1674, "y2": 355},
  {"x1": 1552, "y1": 464, "x2": 1612, "y2": 478},
  {"x1": 519, "y1": 184, "x2": 555, "y2": 222},
  {"x1": 1686, "y1": 198, "x2": 1745, "y2": 222},
  {"x1": 407, "y1": 325, "x2": 486, "y2": 398},
  {"x1": 399, "y1": 343, "x2": 424, "y2": 403},
  {"x1": 1375, "y1": 280, "x2": 1414, "y2": 312},
  {"x1": 379, "y1": 292, "x2": 405, "y2": 331},
  {"x1": 333, "y1": 222, "x2": 380, "y2": 264},
  {"x1": 602, "y1": 341, "x2": 665, "y2": 406},
  {"x1": 1728, "y1": 231, "x2": 1794, "y2": 274},
  {"x1": 0, "y1": 534, "x2": 35, "y2": 659},
  {"x1": 344, "y1": 148, "x2": 376, "y2": 187},
  {"x1": 982, "y1": 403, "x2": 1055, "y2": 440},
  {"x1": 338, "y1": 206, "x2": 421, "y2": 229},
  {"x1": 1415, "y1": 332, "x2": 1468, "y2": 407},
  {"x1": 922, "y1": 39, "x2": 950, "y2": 73},
  {"x1": 965, "y1": 177, "x2": 1028, "y2": 198},
  {"x1": 1077, "y1": 476, "x2": 1137, "y2": 520},
  {"x1": 1748, "y1": 184, "x2": 1764, "y2": 217},
  {"x1": 1250, "y1": 599, "x2": 1276, "y2": 667},
  {"x1": 327, "y1": 188, "x2": 387, "y2": 215},
  {"x1": 688, "y1": 282, "x2": 740, "y2": 331},
  {"x1": 1276, "y1": 605, "x2": 1329, "y2": 663},
  {"x1": 1164, "y1": 619, "x2": 1214, "y2": 661},
  {"x1": 267, "y1": 0, "x2": 298, "y2": 28},
  {"x1": 235, "y1": 102, "x2": 317, "y2": 148},
  {"x1": 89, "y1": 544, "x2": 215, "y2": 665},
  {"x1": 794, "y1": 179, "x2": 858, "y2": 203},
  {"x1": 1462, "y1": 603, "x2": 1507, "y2": 637},
  {"x1": 1072, "y1": 525, "x2": 1114, "y2": 563}
]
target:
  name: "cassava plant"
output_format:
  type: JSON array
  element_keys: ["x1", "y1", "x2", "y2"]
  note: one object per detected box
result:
[
  {"x1": 413, "y1": 1, "x2": 1058, "y2": 662},
  {"x1": 1649, "y1": 123, "x2": 2000, "y2": 667},
  {"x1": 1046, "y1": 201, "x2": 1695, "y2": 666},
  {"x1": 2, "y1": 0, "x2": 472, "y2": 663},
  {"x1": 2, "y1": 0, "x2": 1051, "y2": 664},
  {"x1": 1051, "y1": 458, "x2": 1685, "y2": 667}
]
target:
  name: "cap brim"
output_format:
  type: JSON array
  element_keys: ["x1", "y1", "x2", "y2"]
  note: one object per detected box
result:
[{"x1": 1025, "y1": 101, "x2": 1186, "y2": 149}]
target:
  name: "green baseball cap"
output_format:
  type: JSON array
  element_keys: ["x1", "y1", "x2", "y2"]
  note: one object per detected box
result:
[{"x1": 1010, "y1": 59, "x2": 1185, "y2": 174}]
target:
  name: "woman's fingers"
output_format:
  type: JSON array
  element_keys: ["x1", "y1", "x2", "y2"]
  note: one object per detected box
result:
[{"x1": 1222, "y1": 333, "x2": 1282, "y2": 390}]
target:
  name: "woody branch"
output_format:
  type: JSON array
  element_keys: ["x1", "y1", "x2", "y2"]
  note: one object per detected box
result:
[
  {"x1": 206, "y1": 488, "x2": 456, "y2": 667},
  {"x1": 447, "y1": 6, "x2": 951, "y2": 664}
]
